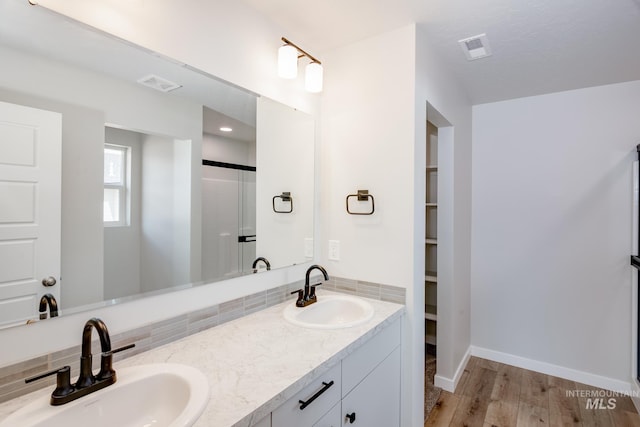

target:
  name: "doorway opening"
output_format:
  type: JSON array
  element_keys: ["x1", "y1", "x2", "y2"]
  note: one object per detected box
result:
[{"x1": 423, "y1": 101, "x2": 453, "y2": 419}]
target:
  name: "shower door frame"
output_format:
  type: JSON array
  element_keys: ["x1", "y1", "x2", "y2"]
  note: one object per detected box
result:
[{"x1": 631, "y1": 146, "x2": 640, "y2": 383}]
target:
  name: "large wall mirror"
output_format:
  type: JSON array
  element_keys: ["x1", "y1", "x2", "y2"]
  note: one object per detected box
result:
[{"x1": 0, "y1": 1, "x2": 315, "y2": 329}]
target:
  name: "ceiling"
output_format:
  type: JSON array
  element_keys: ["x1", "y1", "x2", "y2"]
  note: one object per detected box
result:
[{"x1": 241, "y1": 0, "x2": 640, "y2": 104}]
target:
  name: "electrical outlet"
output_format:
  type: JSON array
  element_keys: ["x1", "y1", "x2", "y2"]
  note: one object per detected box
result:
[
  {"x1": 304, "y1": 238, "x2": 314, "y2": 258},
  {"x1": 328, "y1": 240, "x2": 340, "y2": 261}
]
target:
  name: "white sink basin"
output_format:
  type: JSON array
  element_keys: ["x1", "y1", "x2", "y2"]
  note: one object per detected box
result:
[
  {"x1": 0, "y1": 363, "x2": 209, "y2": 427},
  {"x1": 283, "y1": 294, "x2": 374, "y2": 329}
]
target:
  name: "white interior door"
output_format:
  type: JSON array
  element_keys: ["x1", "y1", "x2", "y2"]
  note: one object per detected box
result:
[{"x1": 0, "y1": 101, "x2": 61, "y2": 326}]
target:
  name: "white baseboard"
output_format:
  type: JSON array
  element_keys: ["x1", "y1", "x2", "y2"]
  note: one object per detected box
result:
[
  {"x1": 632, "y1": 380, "x2": 640, "y2": 413},
  {"x1": 471, "y1": 345, "x2": 633, "y2": 393},
  {"x1": 434, "y1": 346, "x2": 471, "y2": 392}
]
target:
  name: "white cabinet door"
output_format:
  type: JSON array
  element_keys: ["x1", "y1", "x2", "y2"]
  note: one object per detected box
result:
[
  {"x1": 254, "y1": 413, "x2": 271, "y2": 427},
  {"x1": 341, "y1": 347, "x2": 401, "y2": 427},
  {"x1": 0, "y1": 101, "x2": 61, "y2": 326},
  {"x1": 313, "y1": 402, "x2": 341, "y2": 427},
  {"x1": 342, "y1": 318, "x2": 400, "y2": 396}
]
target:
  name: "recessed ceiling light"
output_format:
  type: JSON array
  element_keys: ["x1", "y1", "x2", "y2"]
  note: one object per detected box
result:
[
  {"x1": 220, "y1": 127, "x2": 233, "y2": 132},
  {"x1": 458, "y1": 34, "x2": 492, "y2": 61}
]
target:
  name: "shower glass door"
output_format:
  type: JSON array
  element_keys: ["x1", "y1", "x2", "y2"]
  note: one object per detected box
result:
[{"x1": 201, "y1": 164, "x2": 256, "y2": 282}]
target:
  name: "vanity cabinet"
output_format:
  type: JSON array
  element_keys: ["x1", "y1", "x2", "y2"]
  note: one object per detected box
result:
[
  {"x1": 255, "y1": 415, "x2": 271, "y2": 427},
  {"x1": 270, "y1": 318, "x2": 401, "y2": 427}
]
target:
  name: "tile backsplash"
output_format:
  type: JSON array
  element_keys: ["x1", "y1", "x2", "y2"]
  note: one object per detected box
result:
[{"x1": 0, "y1": 277, "x2": 405, "y2": 403}]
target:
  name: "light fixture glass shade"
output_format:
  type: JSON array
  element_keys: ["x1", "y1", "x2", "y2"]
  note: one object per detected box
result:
[
  {"x1": 278, "y1": 44, "x2": 298, "y2": 79},
  {"x1": 305, "y1": 61, "x2": 323, "y2": 93}
]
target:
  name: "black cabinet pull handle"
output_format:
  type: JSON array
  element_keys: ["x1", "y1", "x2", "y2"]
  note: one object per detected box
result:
[
  {"x1": 298, "y1": 380, "x2": 334, "y2": 410},
  {"x1": 346, "y1": 412, "x2": 356, "y2": 423}
]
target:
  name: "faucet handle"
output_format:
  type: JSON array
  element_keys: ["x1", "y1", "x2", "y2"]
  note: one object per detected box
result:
[
  {"x1": 291, "y1": 289, "x2": 304, "y2": 305},
  {"x1": 98, "y1": 343, "x2": 136, "y2": 381},
  {"x1": 25, "y1": 365, "x2": 74, "y2": 399},
  {"x1": 104, "y1": 343, "x2": 136, "y2": 356},
  {"x1": 25, "y1": 365, "x2": 70, "y2": 384},
  {"x1": 309, "y1": 283, "x2": 322, "y2": 298}
]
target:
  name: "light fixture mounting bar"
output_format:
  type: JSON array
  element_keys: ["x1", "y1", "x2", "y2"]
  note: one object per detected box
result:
[{"x1": 281, "y1": 37, "x2": 321, "y2": 64}]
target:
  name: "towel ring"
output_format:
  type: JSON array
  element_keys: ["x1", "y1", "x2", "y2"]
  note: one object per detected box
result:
[
  {"x1": 346, "y1": 190, "x2": 375, "y2": 215},
  {"x1": 273, "y1": 192, "x2": 293, "y2": 213}
]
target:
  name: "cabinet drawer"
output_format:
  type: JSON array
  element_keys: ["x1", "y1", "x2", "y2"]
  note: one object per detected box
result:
[
  {"x1": 342, "y1": 318, "x2": 400, "y2": 396},
  {"x1": 272, "y1": 363, "x2": 341, "y2": 427}
]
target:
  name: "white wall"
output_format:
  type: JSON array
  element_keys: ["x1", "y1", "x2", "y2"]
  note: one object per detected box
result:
[
  {"x1": 320, "y1": 26, "x2": 416, "y2": 287},
  {"x1": 318, "y1": 23, "x2": 467, "y2": 426},
  {"x1": 471, "y1": 80, "x2": 640, "y2": 389}
]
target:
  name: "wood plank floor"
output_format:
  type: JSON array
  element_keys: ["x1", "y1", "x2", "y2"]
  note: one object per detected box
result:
[{"x1": 425, "y1": 356, "x2": 640, "y2": 427}]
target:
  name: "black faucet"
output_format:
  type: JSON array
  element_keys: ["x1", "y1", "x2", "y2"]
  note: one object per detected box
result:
[
  {"x1": 291, "y1": 264, "x2": 329, "y2": 307},
  {"x1": 76, "y1": 318, "x2": 113, "y2": 388},
  {"x1": 25, "y1": 317, "x2": 135, "y2": 405},
  {"x1": 252, "y1": 257, "x2": 271, "y2": 273},
  {"x1": 38, "y1": 293, "x2": 59, "y2": 320}
]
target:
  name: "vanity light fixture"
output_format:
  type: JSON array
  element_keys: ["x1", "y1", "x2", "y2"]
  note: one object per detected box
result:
[
  {"x1": 278, "y1": 37, "x2": 323, "y2": 93},
  {"x1": 305, "y1": 61, "x2": 323, "y2": 93},
  {"x1": 278, "y1": 43, "x2": 298, "y2": 79}
]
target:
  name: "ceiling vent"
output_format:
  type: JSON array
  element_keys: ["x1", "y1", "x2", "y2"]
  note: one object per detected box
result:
[
  {"x1": 458, "y1": 33, "x2": 492, "y2": 61},
  {"x1": 136, "y1": 74, "x2": 182, "y2": 93}
]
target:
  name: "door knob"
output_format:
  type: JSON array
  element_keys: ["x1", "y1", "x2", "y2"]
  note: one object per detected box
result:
[
  {"x1": 346, "y1": 412, "x2": 356, "y2": 424},
  {"x1": 42, "y1": 276, "x2": 57, "y2": 287}
]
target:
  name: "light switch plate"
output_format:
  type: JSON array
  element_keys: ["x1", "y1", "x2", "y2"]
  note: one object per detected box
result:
[
  {"x1": 328, "y1": 240, "x2": 340, "y2": 261},
  {"x1": 304, "y1": 238, "x2": 314, "y2": 258}
]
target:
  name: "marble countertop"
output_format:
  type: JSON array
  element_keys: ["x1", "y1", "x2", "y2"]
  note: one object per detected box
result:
[{"x1": 0, "y1": 291, "x2": 404, "y2": 426}]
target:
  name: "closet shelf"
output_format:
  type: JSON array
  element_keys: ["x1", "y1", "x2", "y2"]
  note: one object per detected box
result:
[
  {"x1": 425, "y1": 121, "x2": 438, "y2": 350},
  {"x1": 425, "y1": 304, "x2": 437, "y2": 321},
  {"x1": 425, "y1": 334, "x2": 437, "y2": 345}
]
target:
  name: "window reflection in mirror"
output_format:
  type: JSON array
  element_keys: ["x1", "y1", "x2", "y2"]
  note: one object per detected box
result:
[{"x1": 103, "y1": 144, "x2": 128, "y2": 226}]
